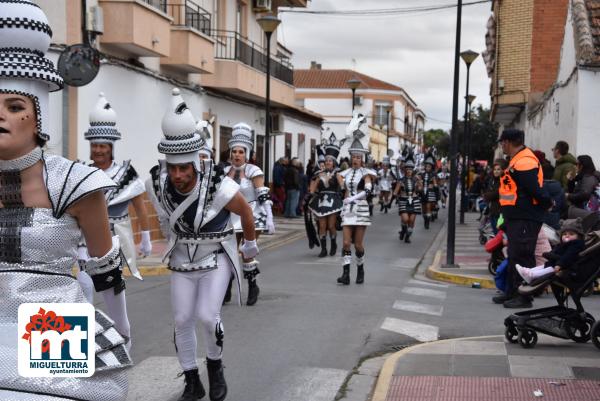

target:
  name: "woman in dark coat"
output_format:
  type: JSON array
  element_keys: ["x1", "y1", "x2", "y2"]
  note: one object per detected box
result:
[{"x1": 566, "y1": 155, "x2": 599, "y2": 210}]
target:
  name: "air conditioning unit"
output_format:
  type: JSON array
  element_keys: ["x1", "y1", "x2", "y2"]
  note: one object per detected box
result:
[
  {"x1": 253, "y1": 0, "x2": 272, "y2": 12},
  {"x1": 355, "y1": 96, "x2": 364, "y2": 106},
  {"x1": 270, "y1": 113, "x2": 284, "y2": 133}
]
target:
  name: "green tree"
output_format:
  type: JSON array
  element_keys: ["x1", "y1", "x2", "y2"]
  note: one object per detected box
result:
[
  {"x1": 459, "y1": 106, "x2": 499, "y2": 163},
  {"x1": 422, "y1": 129, "x2": 450, "y2": 156}
]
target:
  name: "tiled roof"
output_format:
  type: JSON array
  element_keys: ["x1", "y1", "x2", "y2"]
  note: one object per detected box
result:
[
  {"x1": 294, "y1": 69, "x2": 404, "y2": 91},
  {"x1": 573, "y1": 0, "x2": 600, "y2": 66}
]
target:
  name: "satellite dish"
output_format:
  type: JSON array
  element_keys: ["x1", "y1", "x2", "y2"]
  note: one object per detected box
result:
[
  {"x1": 57, "y1": 44, "x2": 100, "y2": 87},
  {"x1": 387, "y1": 149, "x2": 394, "y2": 157}
]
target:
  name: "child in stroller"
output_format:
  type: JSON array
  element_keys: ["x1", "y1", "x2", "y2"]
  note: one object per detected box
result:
[
  {"x1": 515, "y1": 218, "x2": 585, "y2": 284},
  {"x1": 504, "y1": 213, "x2": 600, "y2": 348}
]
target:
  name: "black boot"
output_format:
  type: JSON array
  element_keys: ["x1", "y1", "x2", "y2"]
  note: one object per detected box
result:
[
  {"x1": 222, "y1": 277, "x2": 233, "y2": 305},
  {"x1": 379, "y1": 202, "x2": 384, "y2": 212},
  {"x1": 369, "y1": 204, "x2": 373, "y2": 216},
  {"x1": 424, "y1": 215, "x2": 430, "y2": 230},
  {"x1": 337, "y1": 265, "x2": 350, "y2": 285},
  {"x1": 318, "y1": 236, "x2": 328, "y2": 258},
  {"x1": 329, "y1": 237, "x2": 337, "y2": 257},
  {"x1": 246, "y1": 277, "x2": 259, "y2": 306},
  {"x1": 399, "y1": 225, "x2": 407, "y2": 241},
  {"x1": 356, "y1": 265, "x2": 364, "y2": 284},
  {"x1": 178, "y1": 368, "x2": 206, "y2": 401},
  {"x1": 405, "y1": 231, "x2": 412, "y2": 244},
  {"x1": 206, "y1": 358, "x2": 227, "y2": 401}
]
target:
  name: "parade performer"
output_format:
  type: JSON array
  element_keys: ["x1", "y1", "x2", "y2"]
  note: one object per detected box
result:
[
  {"x1": 308, "y1": 131, "x2": 343, "y2": 257},
  {"x1": 337, "y1": 112, "x2": 376, "y2": 285},
  {"x1": 420, "y1": 150, "x2": 439, "y2": 229},
  {"x1": 223, "y1": 122, "x2": 274, "y2": 306},
  {"x1": 197, "y1": 116, "x2": 215, "y2": 160},
  {"x1": 77, "y1": 93, "x2": 151, "y2": 342},
  {"x1": 394, "y1": 150, "x2": 423, "y2": 243},
  {"x1": 378, "y1": 155, "x2": 395, "y2": 213},
  {"x1": 437, "y1": 162, "x2": 449, "y2": 208},
  {"x1": 146, "y1": 89, "x2": 258, "y2": 401},
  {"x1": 0, "y1": 1, "x2": 131, "y2": 399}
]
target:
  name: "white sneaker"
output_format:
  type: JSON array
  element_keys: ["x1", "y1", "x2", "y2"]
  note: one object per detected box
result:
[{"x1": 516, "y1": 264, "x2": 532, "y2": 284}]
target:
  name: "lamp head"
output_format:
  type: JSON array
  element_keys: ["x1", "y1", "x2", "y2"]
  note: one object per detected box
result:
[
  {"x1": 460, "y1": 49, "x2": 479, "y2": 66},
  {"x1": 257, "y1": 14, "x2": 281, "y2": 34},
  {"x1": 347, "y1": 77, "x2": 362, "y2": 90},
  {"x1": 467, "y1": 94, "x2": 476, "y2": 105}
]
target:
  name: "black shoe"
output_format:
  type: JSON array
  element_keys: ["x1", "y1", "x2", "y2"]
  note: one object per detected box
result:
[
  {"x1": 178, "y1": 368, "x2": 206, "y2": 401},
  {"x1": 318, "y1": 237, "x2": 328, "y2": 258},
  {"x1": 206, "y1": 358, "x2": 227, "y2": 401},
  {"x1": 356, "y1": 265, "x2": 364, "y2": 284},
  {"x1": 492, "y1": 293, "x2": 511, "y2": 304},
  {"x1": 399, "y1": 227, "x2": 406, "y2": 240},
  {"x1": 379, "y1": 203, "x2": 384, "y2": 212},
  {"x1": 424, "y1": 217, "x2": 430, "y2": 230},
  {"x1": 503, "y1": 296, "x2": 533, "y2": 309},
  {"x1": 384, "y1": 206, "x2": 389, "y2": 214},
  {"x1": 337, "y1": 265, "x2": 350, "y2": 285},
  {"x1": 246, "y1": 278, "x2": 259, "y2": 306},
  {"x1": 222, "y1": 277, "x2": 233, "y2": 305},
  {"x1": 404, "y1": 232, "x2": 412, "y2": 244},
  {"x1": 329, "y1": 238, "x2": 337, "y2": 256}
]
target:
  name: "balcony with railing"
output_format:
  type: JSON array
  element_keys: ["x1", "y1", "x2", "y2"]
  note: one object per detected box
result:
[
  {"x1": 160, "y1": 0, "x2": 215, "y2": 73},
  {"x1": 201, "y1": 29, "x2": 295, "y2": 106},
  {"x1": 99, "y1": 0, "x2": 172, "y2": 57},
  {"x1": 210, "y1": 30, "x2": 293, "y2": 85}
]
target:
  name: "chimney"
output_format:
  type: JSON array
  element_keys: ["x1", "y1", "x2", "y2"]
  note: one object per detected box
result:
[{"x1": 310, "y1": 61, "x2": 322, "y2": 70}]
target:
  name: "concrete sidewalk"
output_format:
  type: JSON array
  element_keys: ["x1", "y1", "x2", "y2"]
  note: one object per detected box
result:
[
  {"x1": 125, "y1": 216, "x2": 306, "y2": 277},
  {"x1": 371, "y1": 334, "x2": 600, "y2": 401},
  {"x1": 425, "y1": 212, "x2": 496, "y2": 289}
]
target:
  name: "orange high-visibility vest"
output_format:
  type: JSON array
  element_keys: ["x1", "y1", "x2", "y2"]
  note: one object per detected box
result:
[{"x1": 499, "y1": 147, "x2": 543, "y2": 206}]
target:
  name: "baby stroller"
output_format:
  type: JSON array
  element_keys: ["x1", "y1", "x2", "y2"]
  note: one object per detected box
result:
[
  {"x1": 478, "y1": 211, "x2": 495, "y2": 245},
  {"x1": 504, "y1": 213, "x2": 600, "y2": 349},
  {"x1": 484, "y1": 229, "x2": 505, "y2": 275}
]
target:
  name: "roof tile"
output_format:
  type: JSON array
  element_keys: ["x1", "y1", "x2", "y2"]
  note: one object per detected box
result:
[{"x1": 294, "y1": 69, "x2": 404, "y2": 91}]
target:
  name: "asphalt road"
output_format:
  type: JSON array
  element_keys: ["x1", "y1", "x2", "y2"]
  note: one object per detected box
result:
[{"x1": 97, "y1": 207, "x2": 600, "y2": 401}]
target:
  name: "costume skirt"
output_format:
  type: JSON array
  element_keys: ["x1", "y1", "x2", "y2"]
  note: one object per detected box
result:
[
  {"x1": 341, "y1": 199, "x2": 371, "y2": 226},
  {"x1": 231, "y1": 200, "x2": 267, "y2": 233},
  {"x1": 308, "y1": 191, "x2": 343, "y2": 218},
  {"x1": 398, "y1": 196, "x2": 422, "y2": 215},
  {"x1": 422, "y1": 189, "x2": 438, "y2": 203}
]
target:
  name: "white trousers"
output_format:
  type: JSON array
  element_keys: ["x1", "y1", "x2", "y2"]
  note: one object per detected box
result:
[{"x1": 171, "y1": 253, "x2": 232, "y2": 371}]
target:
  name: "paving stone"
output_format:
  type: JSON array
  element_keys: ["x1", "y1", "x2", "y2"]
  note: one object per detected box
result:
[{"x1": 393, "y1": 354, "x2": 452, "y2": 376}]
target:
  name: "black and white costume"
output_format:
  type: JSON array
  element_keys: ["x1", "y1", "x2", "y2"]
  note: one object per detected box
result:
[
  {"x1": 420, "y1": 152, "x2": 439, "y2": 229},
  {"x1": 397, "y1": 176, "x2": 423, "y2": 215},
  {"x1": 146, "y1": 89, "x2": 253, "y2": 401},
  {"x1": 337, "y1": 112, "x2": 376, "y2": 285},
  {"x1": 224, "y1": 122, "x2": 274, "y2": 306},
  {"x1": 309, "y1": 132, "x2": 343, "y2": 218},
  {"x1": 0, "y1": 2, "x2": 131, "y2": 398}
]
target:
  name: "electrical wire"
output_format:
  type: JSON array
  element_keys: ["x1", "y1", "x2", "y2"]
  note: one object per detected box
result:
[{"x1": 279, "y1": 1, "x2": 491, "y2": 16}]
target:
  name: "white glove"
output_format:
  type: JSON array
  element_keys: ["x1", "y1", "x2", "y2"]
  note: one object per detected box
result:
[
  {"x1": 240, "y1": 239, "x2": 259, "y2": 259},
  {"x1": 343, "y1": 191, "x2": 367, "y2": 205},
  {"x1": 139, "y1": 230, "x2": 152, "y2": 257},
  {"x1": 265, "y1": 204, "x2": 275, "y2": 235}
]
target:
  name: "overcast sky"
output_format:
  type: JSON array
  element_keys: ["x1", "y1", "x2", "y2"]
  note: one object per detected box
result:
[{"x1": 278, "y1": 0, "x2": 492, "y2": 131}]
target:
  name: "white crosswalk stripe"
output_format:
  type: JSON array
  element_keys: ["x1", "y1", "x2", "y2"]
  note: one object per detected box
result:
[
  {"x1": 401, "y1": 286, "x2": 447, "y2": 300},
  {"x1": 381, "y1": 317, "x2": 439, "y2": 342},
  {"x1": 407, "y1": 278, "x2": 449, "y2": 288},
  {"x1": 393, "y1": 300, "x2": 444, "y2": 316}
]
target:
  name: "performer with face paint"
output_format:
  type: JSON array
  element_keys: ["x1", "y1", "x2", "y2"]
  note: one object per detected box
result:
[
  {"x1": 222, "y1": 122, "x2": 274, "y2": 306},
  {"x1": 76, "y1": 93, "x2": 151, "y2": 345},
  {"x1": 146, "y1": 89, "x2": 257, "y2": 401},
  {"x1": 0, "y1": 1, "x2": 131, "y2": 399},
  {"x1": 337, "y1": 112, "x2": 377, "y2": 285},
  {"x1": 308, "y1": 131, "x2": 343, "y2": 257},
  {"x1": 394, "y1": 149, "x2": 423, "y2": 243}
]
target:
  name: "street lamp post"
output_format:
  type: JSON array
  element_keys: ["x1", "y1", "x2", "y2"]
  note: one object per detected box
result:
[
  {"x1": 257, "y1": 14, "x2": 281, "y2": 186},
  {"x1": 466, "y1": 94, "x2": 476, "y2": 180},
  {"x1": 445, "y1": 0, "x2": 463, "y2": 268},
  {"x1": 459, "y1": 49, "x2": 479, "y2": 225},
  {"x1": 386, "y1": 108, "x2": 391, "y2": 155},
  {"x1": 347, "y1": 77, "x2": 361, "y2": 112}
]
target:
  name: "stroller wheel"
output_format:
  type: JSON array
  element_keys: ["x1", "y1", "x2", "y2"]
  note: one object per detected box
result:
[
  {"x1": 517, "y1": 328, "x2": 538, "y2": 348},
  {"x1": 565, "y1": 313, "x2": 595, "y2": 343},
  {"x1": 488, "y1": 259, "x2": 498, "y2": 276},
  {"x1": 479, "y1": 234, "x2": 486, "y2": 245},
  {"x1": 591, "y1": 321, "x2": 600, "y2": 350},
  {"x1": 504, "y1": 324, "x2": 518, "y2": 344}
]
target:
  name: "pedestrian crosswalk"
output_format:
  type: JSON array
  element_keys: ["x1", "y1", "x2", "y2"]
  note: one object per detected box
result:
[{"x1": 381, "y1": 279, "x2": 450, "y2": 343}]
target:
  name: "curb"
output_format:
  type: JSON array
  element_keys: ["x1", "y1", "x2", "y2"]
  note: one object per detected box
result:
[
  {"x1": 370, "y1": 335, "x2": 502, "y2": 401},
  {"x1": 126, "y1": 228, "x2": 305, "y2": 277},
  {"x1": 425, "y1": 254, "x2": 496, "y2": 289}
]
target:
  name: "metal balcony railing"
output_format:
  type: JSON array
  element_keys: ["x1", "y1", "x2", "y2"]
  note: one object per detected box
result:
[
  {"x1": 141, "y1": 0, "x2": 167, "y2": 13},
  {"x1": 210, "y1": 30, "x2": 294, "y2": 85},
  {"x1": 165, "y1": 1, "x2": 211, "y2": 35}
]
